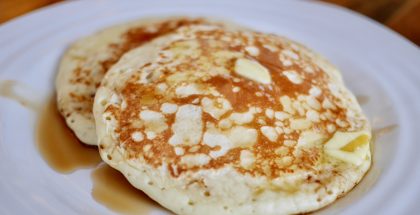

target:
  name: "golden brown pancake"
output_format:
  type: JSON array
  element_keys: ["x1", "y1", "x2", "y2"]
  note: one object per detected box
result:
[{"x1": 93, "y1": 24, "x2": 371, "y2": 214}]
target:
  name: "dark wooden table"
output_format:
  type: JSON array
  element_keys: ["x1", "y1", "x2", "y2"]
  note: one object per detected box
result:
[{"x1": 1, "y1": 0, "x2": 419, "y2": 46}]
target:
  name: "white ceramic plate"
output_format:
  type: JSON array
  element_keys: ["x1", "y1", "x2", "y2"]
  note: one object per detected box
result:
[{"x1": 0, "y1": 0, "x2": 419, "y2": 214}]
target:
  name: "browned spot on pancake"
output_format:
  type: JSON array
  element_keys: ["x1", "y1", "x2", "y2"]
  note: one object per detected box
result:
[
  {"x1": 255, "y1": 42, "x2": 312, "y2": 96},
  {"x1": 206, "y1": 75, "x2": 274, "y2": 112}
]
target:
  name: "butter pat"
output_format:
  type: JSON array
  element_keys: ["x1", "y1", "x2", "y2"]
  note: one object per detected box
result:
[
  {"x1": 234, "y1": 58, "x2": 271, "y2": 84},
  {"x1": 324, "y1": 131, "x2": 371, "y2": 166}
]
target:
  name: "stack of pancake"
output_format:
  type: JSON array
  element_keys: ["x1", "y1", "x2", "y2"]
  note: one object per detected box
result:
[{"x1": 56, "y1": 17, "x2": 371, "y2": 215}]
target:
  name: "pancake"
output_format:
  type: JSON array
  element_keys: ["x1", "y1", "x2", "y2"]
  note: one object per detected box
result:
[
  {"x1": 93, "y1": 24, "x2": 371, "y2": 214},
  {"x1": 56, "y1": 17, "x2": 235, "y2": 145}
]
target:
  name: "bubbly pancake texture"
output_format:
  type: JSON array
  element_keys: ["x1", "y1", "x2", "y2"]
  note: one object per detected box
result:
[
  {"x1": 56, "y1": 17, "x2": 225, "y2": 145},
  {"x1": 94, "y1": 25, "x2": 371, "y2": 214}
]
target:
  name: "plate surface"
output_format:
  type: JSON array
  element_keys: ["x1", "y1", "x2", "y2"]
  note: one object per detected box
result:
[{"x1": 0, "y1": 0, "x2": 419, "y2": 214}]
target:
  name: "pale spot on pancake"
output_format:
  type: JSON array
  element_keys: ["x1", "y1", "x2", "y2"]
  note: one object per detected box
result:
[
  {"x1": 275, "y1": 126, "x2": 284, "y2": 134},
  {"x1": 283, "y1": 128, "x2": 292, "y2": 134},
  {"x1": 279, "y1": 52, "x2": 294, "y2": 67},
  {"x1": 110, "y1": 93, "x2": 121, "y2": 105},
  {"x1": 228, "y1": 126, "x2": 258, "y2": 147},
  {"x1": 201, "y1": 97, "x2": 232, "y2": 120},
  {"x1": 327, "y1": 124, "x2": 336, "y2": 133},
  {"x1": 229, "y1": 108, "x2": 255, "y2": 125},
  {"x1": 280, "y1": 96, "x2": 295, "y2": 114},
  {"x1": 232, "y1": 87, "x2": 240, "y2": 93},
  {"x1": 328, "y1": 83, "x2": 340, "y2": 97},
  {"x1": 234, "y1": 58, "x2": 271, "y2": 84},
  {"x1": 292, "y1": 100, "x2": 305, "y2": 117},
  {"x1": 240, "y1": 150, "x2": 255, "y2": 169},
  {"x1": 191, "y1": 98, "x2": 200, "y2": 104},
  {"x1": 168, "y1": 105, "x2": 203, "y2": 146},
  {"x1": 275, "y1": 146, "x2": 289, "y2": 156},
  {"x1": 180, "y1": 154, "x2": 210, "y2": 167},
  {"x1": 309, "y1": 86, "x2": 322, "y2": 97},
  {"x1": 261, "y1": 126, "x2": 278, "y2": 142},
  {"x1": 304, "y1": 65, "x2": 315, "y2": 73},
  {"x1": 322, "y1": 98, "x2": 336, "y2": 110},
  {"x1": 290, "y1": 119, "x2": 312, "y2": 130},
  {"x1": 263, "y1": 44, "x2": 277, "y2": 52},
  {"x1": 283, "y1": 140, "x2": 296, "y2": 147},
  {"x1": 307, "y1": 96, "x2": 321, "y2": 111},
  {"x1": 244, "y1": 46, "x2": 260, "y2": 56},
  {"x1": 306, "y1": 110, "x2": 320, "y2": 122},
  {"x1": 281, "y1": 59, "x2": 293, "y2": 67},
  {"x1": 203, "y1": 132, "x2": 232, "y2": 158},
  {"x1": 121, "y1": 100, "x2": 127, "y2": 110},
  {"x1": 283, "y1": 70, "x2": 303, "y2": 84},
  {"x1": 175, "y1": 84, "x2": 202, "y2": 98},
  {"x1": 274, "y1": 111, "x2": 289, "y2": 121},
  {"x1": 143, "y1": 144, "x2": 152, "y2": 153},
  {"x1": 131, "y1": 131, "x2": 144, "y2": 142},
  {"x1": 275, "y1": 156, "x2": 293, "y2": 167},
  {"x1": 265, "y1": 108, "x2": 274, "y2": 119},
  {"x1": 297, "y1": 131, "x2": 325, "y2": 148},
  {"x1": 218, "y1": 119, "x2": 232, "y2": 129},
  {"x1": 155, "y1": 83, "x2": 168, "y2": 93},
  {"x1": 281, "y1": 49, "x2": 300, "y2": 60},
  {"x1": 139, "y1": 110, "x2": 168, "y2": 133},
  {"x1": 146, "y1": 131, "x2": 157, "y2": 140},
  {"x1": 257, "y1": 118, "x2": 267, "y2": 125},
  {"x1": 167, "y1": 70, "x2": 189, "y2": 84},
  {"x1": 189, "y1": 145, "x2": 200, "y2": 153},
  {"x1": 336, "y1": 119, "x2": 348, "y2": 128},
  {"x1": 174, "y1": 147, "x2": 185, "y2": 156},
  {"x1": 161, "y1": 103, "x2": 178, "y2": 114}
]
